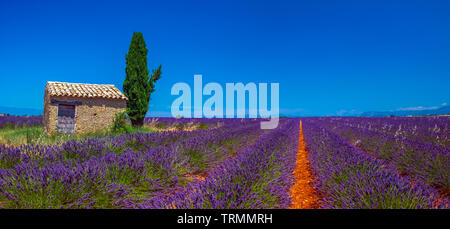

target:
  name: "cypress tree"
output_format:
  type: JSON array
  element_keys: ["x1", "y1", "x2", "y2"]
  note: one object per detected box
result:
[{"x1": 123, "y1": 32, "x2": 162, "y2": 127}]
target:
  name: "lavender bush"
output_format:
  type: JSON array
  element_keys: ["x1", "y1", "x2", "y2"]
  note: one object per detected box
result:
[
  {"x1": 301, "y1": 119, "x2": 448, "y2": 209},
  {"x1": 0, "y1": 118, "x2": 269, "y2": 208},
  {"x1": 309, "y1": 117, "x2": 450, "y2": 189},
  {"x1": 136, "y1": 119, "x2": 299, "y2": 209}
]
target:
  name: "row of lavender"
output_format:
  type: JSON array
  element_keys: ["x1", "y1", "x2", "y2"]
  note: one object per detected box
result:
[
  {"x1": 145, "y1": 117, "x2": 234, "y2": 125},
  {"x1": 301, "y1": 119, "x2": 448, "y2": 209},
  {"x1": 309, "y1": 117, "x2": 450, "y2": 189},
  {"x1": 0, "y1": 116, "x2": 233, "y2": 130},
  {"x1": 0, "y1": 116, "x2": 216, "y2": 129},
  {"x1": 0, "y1": 119, "x2": 265, "y2": 208},
  {"x1": 136, "y1": 118, "x2": 299, "y2": 209},
  {"x1": 0, "y1": 116, "x2": 42, "y2": 129},
  {"x1": 143, "y1": 117, "x2": 264, "y2": 130},
  {"x1": 323, "y1": 116, "x2": 449, "y2": 147}
]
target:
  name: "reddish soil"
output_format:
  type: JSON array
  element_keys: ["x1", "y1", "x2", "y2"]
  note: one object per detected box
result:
[
  {"x1": 184, "y1": 174, "x2": 207, "y2": 182},
  {"x1": 289, "y1": 121, "x2": 321, "y2": 209}
]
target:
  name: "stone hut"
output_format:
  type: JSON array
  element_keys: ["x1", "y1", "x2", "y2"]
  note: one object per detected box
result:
[{"x1": 43, "y1": 81, "x2": 128, "y2": 134}]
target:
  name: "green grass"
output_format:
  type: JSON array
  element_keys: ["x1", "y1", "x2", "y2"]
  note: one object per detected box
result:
[
  {"x1": 197, "y1": 123, "x2": 209, "y2": 130},
  {"x1": 0, "y1": 125, "x2": 159, "y2": 146}
]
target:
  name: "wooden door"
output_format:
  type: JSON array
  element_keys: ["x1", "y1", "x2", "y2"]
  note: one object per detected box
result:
[{"x1": 57, "y1": 104, "x2": 76, "y2": 134}]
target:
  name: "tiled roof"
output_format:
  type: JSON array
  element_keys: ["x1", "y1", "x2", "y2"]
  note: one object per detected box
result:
[{"x1": 46, "y1": 81, "x2": 128, "y2": 100}]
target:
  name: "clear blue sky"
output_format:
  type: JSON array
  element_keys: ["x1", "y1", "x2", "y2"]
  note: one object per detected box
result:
[{"x1": 0, "y1": 0, "x2": 449, "y2": 116}]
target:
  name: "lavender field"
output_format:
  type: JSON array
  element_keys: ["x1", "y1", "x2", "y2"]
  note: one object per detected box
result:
[{"x1": 0, "y1": 116, "x2": 448, "y2": 209}]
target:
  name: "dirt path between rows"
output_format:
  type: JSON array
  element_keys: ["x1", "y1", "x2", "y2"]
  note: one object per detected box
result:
[{"x1": 289, "y1": 121, "x2": 321, "y2": 209}]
